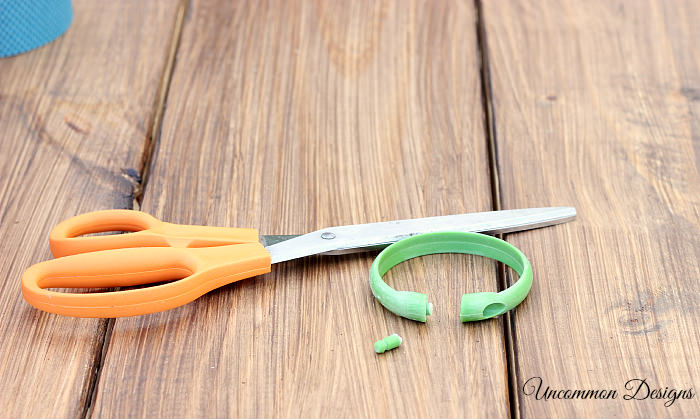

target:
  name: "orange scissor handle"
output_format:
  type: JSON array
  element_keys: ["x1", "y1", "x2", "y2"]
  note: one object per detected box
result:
[
  {"x1": 21, "y1": 243, "x2": 271, "y2": 317},
  {"x1": 49, "y1": 209, "x2": 260, "y2": 257}
]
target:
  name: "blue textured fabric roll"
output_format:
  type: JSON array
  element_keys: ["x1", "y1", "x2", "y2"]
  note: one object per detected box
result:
[{"x1": 0, "y1": 0, "x2": 73, "y2": 58}]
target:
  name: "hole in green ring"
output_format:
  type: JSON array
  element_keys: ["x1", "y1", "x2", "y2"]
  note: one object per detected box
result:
[{"x1": 483, "y1": 302, "x2": 506, "y2": 318}]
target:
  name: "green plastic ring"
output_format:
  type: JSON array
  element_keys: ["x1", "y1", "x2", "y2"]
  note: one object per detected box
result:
[{"x1": 369, "y1": 231, "x2": 533, "y2": 322}]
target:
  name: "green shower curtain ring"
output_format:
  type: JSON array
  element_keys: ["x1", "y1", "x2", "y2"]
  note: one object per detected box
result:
[{"x1": 369, "y1": 231, "x2": 533, "y2": 322}]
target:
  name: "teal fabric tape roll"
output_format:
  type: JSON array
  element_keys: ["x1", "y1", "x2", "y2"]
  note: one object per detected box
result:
[{"x1": 0, "y1": 0, "x2": 73, "y2": 58}]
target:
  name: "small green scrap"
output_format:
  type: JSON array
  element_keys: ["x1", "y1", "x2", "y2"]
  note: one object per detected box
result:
[{"x1": 374, "y1": 334, "x2": 402, "y2": 354}]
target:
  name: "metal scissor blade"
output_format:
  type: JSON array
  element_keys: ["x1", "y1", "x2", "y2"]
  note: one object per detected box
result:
[{"x1": 263, "y1": 207, "x2": 576, "y2": 264}]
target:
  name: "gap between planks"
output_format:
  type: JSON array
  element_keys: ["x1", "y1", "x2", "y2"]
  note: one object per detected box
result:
[
  {"x1": 78, "y1": 1, "x2": 189, "y2": 418},
  {"x1": 134, "y1": 0, "x2": 190, "y2": 208},
  {"x1": 474, "y1": 0, "x2": 520, "y2": 417}
]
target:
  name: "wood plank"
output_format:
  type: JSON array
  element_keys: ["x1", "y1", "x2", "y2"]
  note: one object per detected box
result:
[
  {"x1": 0, "y1": 1, "x2": 179, "y2": 416},
  {"x1": 93, "y1": 1, "x2": 509, "y2": 416},
  {"x1": 482, "y1": 0, "x2": 700, "y2": 416}
]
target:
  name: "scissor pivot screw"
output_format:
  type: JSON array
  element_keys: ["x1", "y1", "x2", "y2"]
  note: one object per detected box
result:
[{"x1": 321, "y1": 232, "x2": 336, "y2": 240}]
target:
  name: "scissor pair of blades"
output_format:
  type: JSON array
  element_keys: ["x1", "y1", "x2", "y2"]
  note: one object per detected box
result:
[{"x1": 262, "y1": 207, "x2": 576, "y2": 264}]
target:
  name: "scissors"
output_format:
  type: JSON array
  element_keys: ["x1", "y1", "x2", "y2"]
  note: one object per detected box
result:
[{"x1": 21, "y1": 207, "x2": 576, "y2": 318}]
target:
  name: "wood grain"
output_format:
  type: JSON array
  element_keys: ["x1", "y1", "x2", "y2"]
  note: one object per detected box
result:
[
  {"x1": 0, "y1": 1, "x2": 179, "y2": 416},
  {"x1": 92, "y1": 1, "x2": 509, "y2": 417},
  {"x1": 482, "y1": 0, "x2": 700, "y2": 417}
]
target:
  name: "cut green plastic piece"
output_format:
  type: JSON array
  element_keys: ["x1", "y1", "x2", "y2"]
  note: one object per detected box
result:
[
  {"x1": 374, "y1": 334, "x2": 402, "y2": 354},
  {"x1": 369, "y1": 231, "x2": 533, "y2": 322}
]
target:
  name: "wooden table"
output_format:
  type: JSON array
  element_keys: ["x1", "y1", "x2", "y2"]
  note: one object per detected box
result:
[{"x1": 1, "y1": 1, "x2": 698, "y2": 417}]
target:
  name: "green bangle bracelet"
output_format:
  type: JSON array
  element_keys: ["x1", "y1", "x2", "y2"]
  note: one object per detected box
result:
[{"x1": 369, "y1": 231, "x2": 533, "y2": 322}]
